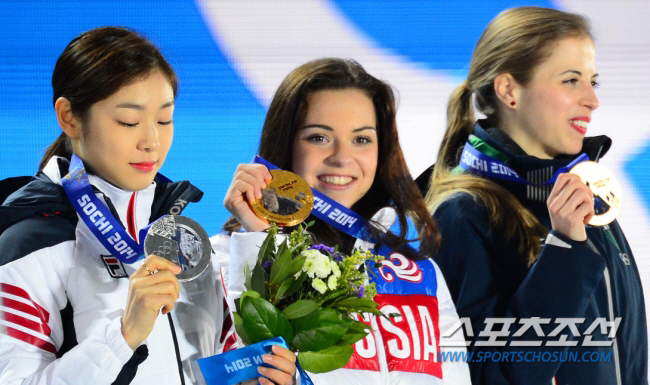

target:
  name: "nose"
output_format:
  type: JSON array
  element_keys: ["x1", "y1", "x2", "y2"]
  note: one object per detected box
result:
[
  {"x1": 324, "y1": 140, "x2": 352, "y2": 167},
  {"x1": 582, "y1": 83, "x2": 600, "y2": 111},
  {"x1": 138, "y1": 121, "x2": 160, "y2": 152}
]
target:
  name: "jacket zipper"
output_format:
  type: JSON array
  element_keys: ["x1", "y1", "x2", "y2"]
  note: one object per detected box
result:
[
  {"x1": 587, "y1": 238, "x2": 622, "y2": 385},
  {"x1": 603, "y1": 267, "x2": 622, "y2": 385}
]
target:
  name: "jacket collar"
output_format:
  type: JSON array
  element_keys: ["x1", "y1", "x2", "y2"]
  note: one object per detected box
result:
[
  {"x1": 473, "y1": 120, "x2": 612, "y2": 175},
  {"x1": 470, "y1": 120, "x2": 612, "y2": 209},
  {"x1": 1, "y1": 156, "x2": 204, "y2": 235}
]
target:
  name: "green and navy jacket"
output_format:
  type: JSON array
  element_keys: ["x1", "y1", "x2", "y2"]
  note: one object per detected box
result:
[{"x1": 416, "y1": 120, "x2": 648, "y2": 385}]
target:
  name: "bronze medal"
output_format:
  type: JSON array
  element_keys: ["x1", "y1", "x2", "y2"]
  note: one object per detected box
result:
[
  {"x1": 569, "y1": 161, "x2": 622, "y2": 226},
  {"x1": 248, "y1": 169, "x2": 314, "y2": 227}
]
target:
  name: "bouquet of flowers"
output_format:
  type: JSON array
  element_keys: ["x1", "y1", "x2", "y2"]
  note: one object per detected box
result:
[{"x1": 233, "y1": 223, "x2": 383, "y2": 373}]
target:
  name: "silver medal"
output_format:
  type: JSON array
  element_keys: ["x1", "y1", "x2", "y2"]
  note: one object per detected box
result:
[{"x1": 143, "y1": 215, "x2": 211, "y2": 282}]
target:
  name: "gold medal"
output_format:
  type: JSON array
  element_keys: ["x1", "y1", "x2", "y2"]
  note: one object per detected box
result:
[
  {"x1": 569, "y1": 161, "x2": 622, "y2": 226},
  {"x1": 248, "y1": 169, "x2": 314, "y2": 227}
]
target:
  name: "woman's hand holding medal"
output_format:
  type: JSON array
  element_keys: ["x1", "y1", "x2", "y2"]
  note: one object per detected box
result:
[
  {"x1": 224, "y1": 163, "x2": 273, "y2": 232},
  {"x1": 121, "y1": 254, "x2": 182, "y2": 350},
  {"x1": 547, "y1": 173, "x2": 595, "y2": 242}
]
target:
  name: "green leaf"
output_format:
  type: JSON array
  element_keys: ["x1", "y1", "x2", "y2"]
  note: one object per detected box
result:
[
  {"x1": 291, "y1": 308, "x2": 349, "y2": 351},
  {"x1": 319, "y1": 289, "x2": 348, "y2": 306},
  {"x1": 338, "y1": 331, "x2": 368, "y2": 345},
  {"x1": 334, "y1": 297, "x2": 378, "y2": 311},
  {"x1": 243, "y1": 263, "x2": 252, "y2": 291},
  {"x1": 288, "y1": 255, "x2": 307, "y2": 276},
  {"x1": 251, "y1": 262, "x2": 268, "y2": 298},
  {"x1": 240, "y1": 290, "x2": 261, "y2": 301},
  {"x1": 257, "y1": 226, "x2": 277, "y2": 263},
  {"x1": 338, "y1": 320, "x2": 372, "y2": 345},
  {"x1": 270, "y1": 239, "x2": 292, "y2": 286},
  {"x1": 347, "y1": 319, "x2": 371, "y2": 333},
  {"x1": 283, "y1": 273, "x2": 307, "y2": 298},
  {"x1": 232, "y1": 312, "x2": 252, "y2": 345},
  {"x1": 274, "y1": 277, "x2": 295, "y2": 303},
  {"x1": 298, "y1": 345, "x2": 353, "y2": 373},
  {"x1": 240, "y1": 296, "x2": 294, "y2": 344},
  {"x1": 282, "y1": 300, "x2": 319, "y2": 319}
]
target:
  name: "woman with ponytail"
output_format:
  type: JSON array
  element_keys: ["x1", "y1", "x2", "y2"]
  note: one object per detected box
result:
[{"x1": 417, "y1": 6, "x2": 647, "y2": 385}]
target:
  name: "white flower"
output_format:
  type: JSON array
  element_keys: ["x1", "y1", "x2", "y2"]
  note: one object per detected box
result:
[
  {"x1": 302, "y1": 258, "x2": 317, "y2": 278},
  {"x1": 312, "y1": 278, "x2": 328, "y2": 294},
  {"x1": 327, "y1": 275, "x2": 338, "y2": 290},
  {"x1": 331, "y1": 262, "x2": 341, "y2": 278},
  {"x1": 301, "y1": 249, "x2": 324, "y2": 260},
  {"x1": 301, "y1": 249, "x2": 331, "y2": 278},
  {"x1": 315, "y1": 255, "x2": 331, "y2": 278}
]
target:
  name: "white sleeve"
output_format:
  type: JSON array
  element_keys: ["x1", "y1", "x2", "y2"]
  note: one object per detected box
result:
[
  {"x1": 432, "y1": 259, "x2": 472, "y2": 385},
  {"x1": 210, "y1": 232, "x2": 287, "y2": 315},
  {"x1": 0, "y1": 245, "x2": 133, "y2": 385}
]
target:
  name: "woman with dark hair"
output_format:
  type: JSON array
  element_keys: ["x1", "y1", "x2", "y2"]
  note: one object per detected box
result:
[
  {"x1": 418, "y1": 7, "x2": 647, "y2": 384},
  {"x1": 0, "y1": 27, "x2": 295, "y2": 385},
  {"x1": 214, "y1": 58, "x2": 471, "y2": 384}
]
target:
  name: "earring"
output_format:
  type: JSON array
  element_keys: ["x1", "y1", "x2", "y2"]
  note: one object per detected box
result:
[{"x1": 510, "y1": 101, "x2": 516, "y2": 106}]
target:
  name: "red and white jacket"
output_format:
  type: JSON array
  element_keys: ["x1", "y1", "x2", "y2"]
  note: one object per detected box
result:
[
  {"x1": 212, "y1": 208, "x2": 471, "y2": 385},
  {"x1": 0, "y1": 157, "x2": 236, "y2": 385}
]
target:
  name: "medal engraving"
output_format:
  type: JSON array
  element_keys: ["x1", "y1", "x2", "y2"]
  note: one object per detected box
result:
[
  {"x1": 569, "y1": 161, "x2": 622, "y2": 226},
  {"x1": 249, "y1": 169, "x2": 314, "y2": 226},
  {"x1": 144, "y1": 215, "x2": 211, "y2": 281}
]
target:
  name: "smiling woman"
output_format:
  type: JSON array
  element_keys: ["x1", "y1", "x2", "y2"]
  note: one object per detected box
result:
[
  {"x1": 417, "y1": 6, "x2": 647, "y2": 385},
  {"x1": 214, "y1": 58, "x2": 471, "y2": 384},
  {"x1": 292, "y1": 89, "x2": 378, "y2": 209}
]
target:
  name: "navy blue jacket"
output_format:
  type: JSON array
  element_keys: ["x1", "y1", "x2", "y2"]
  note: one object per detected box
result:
[{"x1": 417, "y1": 121, "x2": 648, "y2": 385}]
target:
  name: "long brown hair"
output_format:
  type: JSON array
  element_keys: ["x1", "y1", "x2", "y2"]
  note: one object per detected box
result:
[
  {"x1": 426, "y1": 7, "x2": 592, "y2": 264},
  {"x1": 39, "y1": 27, "x2": 178, "y2": 170},
  {"x1": 225, "y1": 58, "x2": 437, "y2": 259}
]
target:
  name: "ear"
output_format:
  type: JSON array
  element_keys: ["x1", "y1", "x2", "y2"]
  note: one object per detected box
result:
[
  {"x1": 493, "y1": 73, "x2": 521, "y2": 109},
  {"x1": 54, "y1": 97, "x2": 82, "y2": 139}
]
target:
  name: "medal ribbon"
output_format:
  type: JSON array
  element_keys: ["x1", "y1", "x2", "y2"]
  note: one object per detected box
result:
[
  {"x1": 253, "y1": 156, "x2": 419, "y2": 258},
  {"x1": 458, "y1": 141, "x2": 589, "y2": 185},
  {"x1": 198, "y1": 337, "x2": 313, "y2": 385},
  {"x1": 254, "y1": 156, "x2": 368, "y2": 239},
  {"x1": 61, "y1": 154, "x2": 159, "y2": 264}
]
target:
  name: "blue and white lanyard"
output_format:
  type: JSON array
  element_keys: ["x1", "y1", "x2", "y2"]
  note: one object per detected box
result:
[
  {"x1": 253, "y1": 156, "x2": 369, "y2": 239},
  {"x1": 458, "y1": 141, "x2": 589, "y2": 185},
  {"x1": 253, "y1": 156, "x2": 421, "y2": 257},
  {"x1": 61, "y1": 154, "x2": 167, "y2": 264}
]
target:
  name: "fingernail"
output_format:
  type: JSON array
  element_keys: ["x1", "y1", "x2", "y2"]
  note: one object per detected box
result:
[
  {"x1": 263, "y1": 354, "x2": 272, "y2": 363},
  {"x1": 258, "y1": 366, "x2": 267, "y2": 374}
]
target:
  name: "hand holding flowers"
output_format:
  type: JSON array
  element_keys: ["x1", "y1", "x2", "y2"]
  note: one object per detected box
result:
[{"x1": 233, "y1": 223, "x2": 383, "y2": 373}]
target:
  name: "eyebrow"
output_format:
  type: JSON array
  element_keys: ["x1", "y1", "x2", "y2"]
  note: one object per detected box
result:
[
  {"x1": 559, "y1": 70, "x2": 599, "y2": 78},
  {"x1": 302, "y1": 124, "x2": 376, "y2": 132},
  {"x1": 115, "y1": 101, "x2": 175, "y2": 110}
]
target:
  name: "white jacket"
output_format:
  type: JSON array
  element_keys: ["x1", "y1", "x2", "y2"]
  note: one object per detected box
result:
[
  {"x1": 0, "y1": 157, "x2": 235, "y2": 385},
  {"x1": 211, "y1": 208, "x2": 471, "y2": 385}
]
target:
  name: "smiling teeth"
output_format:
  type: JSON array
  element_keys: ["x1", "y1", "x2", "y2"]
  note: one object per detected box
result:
[
  {"x1": 571, "y1": 120, "x2": 588, "y2": 129},
  {"x1": 319, "y1": 176, "x2": 353, "y2": 185}
]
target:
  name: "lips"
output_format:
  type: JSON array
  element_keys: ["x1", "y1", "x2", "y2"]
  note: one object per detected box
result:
[
  {"x1": 569, "y1": 116, "x2": 590, "y2": 135},
  {"x1": 317, "y1": 174, "x2": 356, "y2": 189},
  {"x1": 130, "y1": 162, "x2": 156, "y2": 172}
]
